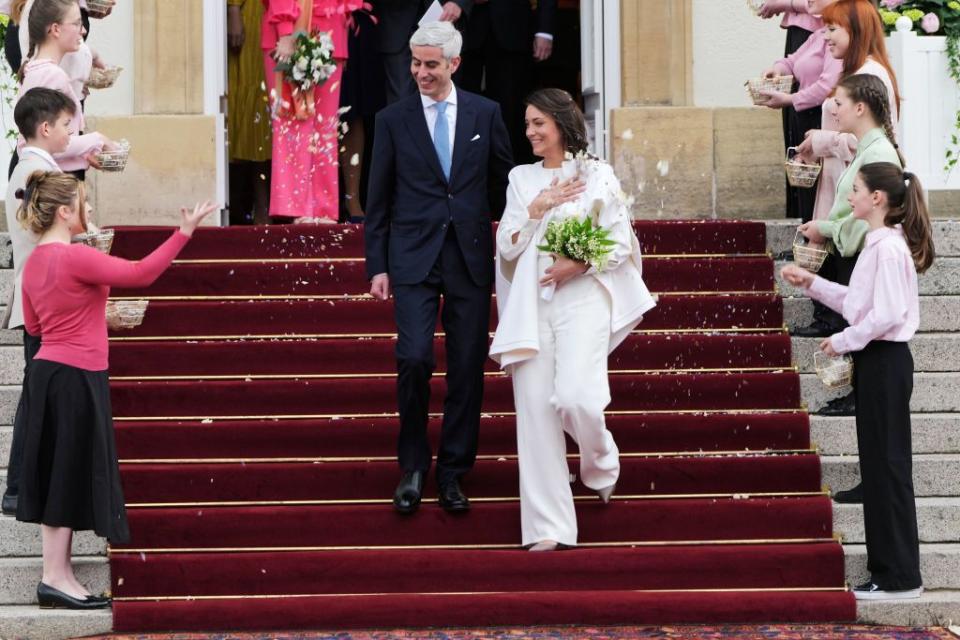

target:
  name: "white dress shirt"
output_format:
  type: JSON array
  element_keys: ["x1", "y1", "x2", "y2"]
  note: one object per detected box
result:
[{"x1": 420, "y1": 84, "x2": 458, "y2": 160}]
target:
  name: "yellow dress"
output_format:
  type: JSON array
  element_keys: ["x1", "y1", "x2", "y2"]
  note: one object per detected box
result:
[{"x1": 227, "y1": 0, "x2": 272, "y2": 162}]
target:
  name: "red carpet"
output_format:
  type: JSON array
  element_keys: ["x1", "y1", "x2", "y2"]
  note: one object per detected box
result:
[{"x1": 105, "y1": 222, "x2": 854, "y2": 632}]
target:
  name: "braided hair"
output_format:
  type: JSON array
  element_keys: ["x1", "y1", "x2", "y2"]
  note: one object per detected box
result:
[
  {"x1": 836, "y1": 73, "x2": 905, "y2": 167},
  {"x1": 15, "y1": 170, "x2": 86, "y2": 235}
]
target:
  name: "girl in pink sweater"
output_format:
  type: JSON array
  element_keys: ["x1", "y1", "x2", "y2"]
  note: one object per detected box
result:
[{"x1": 15, "y1": 170, "x2": 216, "y2": 610}]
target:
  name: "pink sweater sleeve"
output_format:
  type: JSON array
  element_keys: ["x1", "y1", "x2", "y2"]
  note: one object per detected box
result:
[
  {"x1": 791, "y1": 54, "x2": 842, "y2": 113},
  {"x1": 811, "y1": 130, "x2": 858, "y2": 163},
  {"x1": 265, "y1": 0, "x2": 300, "y2": 37},
  {"x1": 71, "y1": 230, "x2": 190, "y2": 289},
  {"x1": 54, "y1": 132, "x2": 107, "y2": 173}
]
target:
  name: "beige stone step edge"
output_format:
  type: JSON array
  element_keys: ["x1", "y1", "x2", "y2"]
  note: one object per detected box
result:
[
  {"x1": 846, "y1": 544, "x2": 960, "y2": 592},
  {"x1": 786, "y1": 297, "x2": 960, "y2": 333},
  {"x1": 813, "y1": 414, "x2": 960, "y2": 455},
  {"x1": 801, "y1": 372, "x2": 960, "y2": 413},
  {"x1": 0, "y1": 605, "x2": 111, "y2": 640},
  {"x1": 835, "y1": 500, "x2": 960, "y2": 544},
  {"x1": 856, "y1": 590, "x2": 960, "y2": 626},
  {"x1": 767, "y1": 219, "x2": 960, "y2": 258},
  {"x1": 0, "y1": 557, "x2": 108, "y2": 606},
  {"x1": 777, "y1": 258, "x2": 960, "y2": 298},
  {"x1": 822, "y1": 455, "x2": 960, "y2": 498}
]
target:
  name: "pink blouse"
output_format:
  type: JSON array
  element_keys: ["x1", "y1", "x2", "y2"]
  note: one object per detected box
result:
[
  {"x1": 775, "y1": 27, "x2": 843, "y2": 112},
  {"x1": 807, "y1": 226, "x2": 919, "y2": 354},
  {"x1": 261, "y1": 0, "x2": 361, "y2": 59},
  {"x1": 17, "y1": 59, "x2": 106, "y2": 172},
  {"x1": 23, "y1": 231, "x2": 190, "y2": 371},
  {"x1": 781, "y1": 9, "x2": 822, "y2": 33}
]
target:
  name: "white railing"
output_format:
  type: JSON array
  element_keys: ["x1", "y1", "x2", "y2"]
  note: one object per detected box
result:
[{"x1": 887, "y1": 21, "x2": 960, "y2": 190}]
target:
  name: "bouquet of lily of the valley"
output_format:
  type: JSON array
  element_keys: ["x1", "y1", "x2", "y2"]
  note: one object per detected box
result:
[
  {"x1": 537, "y1": 213, "x2": 616, "y2": 273},
  {"x1": 273, "y1": 30, "x2": 337, "y2": 119}
]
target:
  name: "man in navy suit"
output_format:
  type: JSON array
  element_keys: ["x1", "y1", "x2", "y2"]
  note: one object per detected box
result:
[{"x1": 365, "y1": 21, "x2": 513, "y2": 515}]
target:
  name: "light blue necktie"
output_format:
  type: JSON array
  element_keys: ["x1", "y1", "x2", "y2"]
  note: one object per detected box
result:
[{"x1": 433, "y1": 101, "x2": 451, "y2": 180}]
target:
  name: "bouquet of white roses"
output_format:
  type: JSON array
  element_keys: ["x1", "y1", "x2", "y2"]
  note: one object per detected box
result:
[
  {"x1": 537, "y1": 213, "x2": 616, "y2": 273},
  {"x1": 276, "y1": 30, "x2": 337, "y2": 92}
]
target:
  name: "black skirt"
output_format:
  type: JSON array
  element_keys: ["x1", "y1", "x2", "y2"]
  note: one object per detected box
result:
[{"x1": 15, "y1": 359, "x2": 130, "y2": 544}]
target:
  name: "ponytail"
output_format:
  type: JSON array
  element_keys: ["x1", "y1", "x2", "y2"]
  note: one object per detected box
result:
[
  {"x1": 858, "y1": 163, "x2": 935, "y2": 273},
  {"x1": 15, "y1": 170, "x2": 85, "y2": 235},
  {"x1": 837, "y1": 73, "x2": 905, "y2": 167}
]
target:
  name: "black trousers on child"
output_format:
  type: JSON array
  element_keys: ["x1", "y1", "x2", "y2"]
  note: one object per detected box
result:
[
  {"x1": 852, "y1": 340, "x2": 922, "y2": 590},
  {"x1": 813, "y1": 252, "x2": 859, "y2": 331},
  {"x1": 782, "y1": 26, "x2": 819, "y2": 222}
]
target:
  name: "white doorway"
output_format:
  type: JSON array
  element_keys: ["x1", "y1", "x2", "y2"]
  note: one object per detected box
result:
[{"x1": 579, "y1": 0, "x2": 621, "y2": 159}]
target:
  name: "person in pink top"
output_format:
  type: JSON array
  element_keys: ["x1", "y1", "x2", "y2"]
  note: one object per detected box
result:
[
  {"x1": 14, "y1": 0, "x2": 118, "y2": 176},
  {"x1": 782, "y1": 161, "x2": 932, "y2": 601},
  {"x1": 14, "y1": 170, "x2": 217, "y2": 610},
  {"x1": 262, "y1": 0, "x2": 362, "y2": 223},
  {"x1": 759, "y1": 0, "x2": 841, "y2": 222}
]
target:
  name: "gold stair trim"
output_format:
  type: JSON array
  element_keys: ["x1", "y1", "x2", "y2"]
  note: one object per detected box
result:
[
  {"x1": 113, "y1": 408, "x2": 807, "y2": 422},
  {"x1": 109, "y1": 366, "x2": 798, "y2": 382},
  {"x1": 107, "y1": 290, "x2": 777, "y2": 302},
  {"x1": 108, "y1": 537, "x2": 839, "y2": 555},
  {"x1": 108, "y1": 327, "x2": 789, "y2": 342},
  {"x1": 171, "y1": 253, "x2": 773, "y2": 265},
  {"x1": 124, "y1": 490, "x2": 828, "y2": 508},
  {"x1": 111, "y1": 585, "x2": 847, "y2": 603},
  {"x1": 119, "y1": 449, "x2": 817, "y2": 465}
]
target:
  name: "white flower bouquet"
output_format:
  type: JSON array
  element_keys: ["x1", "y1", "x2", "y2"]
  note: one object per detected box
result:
[
  {"x1": 537, "y1": 212, "x2": 616, "y2": 273},
  {"x1": 275, "y1": 30, "x2": 337, "y2": 92}
]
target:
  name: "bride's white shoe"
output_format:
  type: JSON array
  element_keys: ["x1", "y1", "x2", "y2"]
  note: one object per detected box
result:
[
  {"x1": 528, "y1": 540, "x2": 559, "y2": 552},
  {"x1": 596, "y1": 483, "x2": 616, "y2": 504}
]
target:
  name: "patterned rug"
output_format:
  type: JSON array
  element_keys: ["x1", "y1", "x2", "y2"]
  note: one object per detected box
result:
[{"x1": 83, "y1": 623, "x2": 960, "y2": 640}]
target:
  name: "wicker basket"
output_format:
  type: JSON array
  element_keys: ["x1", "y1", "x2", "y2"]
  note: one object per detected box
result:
[
  {"x1": 86, "y1": 0, "x2": 115, "y2": 17},
  {"x1": 745, "y1": 75, "x2": 794, "y2": 105},
  {"x1": 73, "y1": 229, "x2": 115, "y2": 254},
  {"x1": 792, "y1": 230, "x2": 828, "y2": 273},
  {"x1": 87, "y1": 66, "x2": 122, "y2": 90},
  {"x1": 784, "y1": 147, "x2": 821, "y2": 188},
  {"x1": 106, "y1": 300, "x2": 148, "y2": 330},
  {"x1": 96, "y1": 140, "x2": 130, "y2": 172},
  {"x1": 814, "y1": 351, "x2": 853, "y2": 389}
]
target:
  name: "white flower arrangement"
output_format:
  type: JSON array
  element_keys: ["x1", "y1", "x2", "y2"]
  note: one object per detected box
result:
[{"x1": 277, "y1": 30, "x2": 337, "y2": 92}]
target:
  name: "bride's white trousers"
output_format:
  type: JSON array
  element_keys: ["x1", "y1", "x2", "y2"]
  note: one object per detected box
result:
[{"x1": 511, "y1": 267, "x2": 621, "y2": 547}]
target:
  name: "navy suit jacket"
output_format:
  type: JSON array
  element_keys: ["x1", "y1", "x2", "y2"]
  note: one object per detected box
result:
[{"x1": 364, "y1": 88, "x2": 514, "y2": 287}]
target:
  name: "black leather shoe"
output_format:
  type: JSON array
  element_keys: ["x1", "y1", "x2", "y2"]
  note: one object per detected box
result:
[
  {"x1": 1, "y1": 492, "x2": 16, "y2": 517},
  {"x1": 791, "y1": 321, "x2": 836, "y2": 338},
  {"x1": 438, "y1": 480, "x2": 470, "y2": 513},
  {"x1": 833, "y1": 483, "x2": 863, "y2": 504},
  {"x1": 818, "y1": 391, "x2": 856, "y2": 416},
  {"x1": 37, "y1": 583, "x2": 111, "y2": 610},
  {"x1": 393, "y1": 471, "x2": 424, "y2": 514}
]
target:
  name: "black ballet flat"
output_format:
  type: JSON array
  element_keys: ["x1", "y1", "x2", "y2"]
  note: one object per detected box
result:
[{"x1": 37, "y1": 582, "x2": 111, "y2": 610}]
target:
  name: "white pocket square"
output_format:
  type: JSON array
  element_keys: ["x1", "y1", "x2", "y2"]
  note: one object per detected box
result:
[{"x1": 471, "y1": 134, "x2": 480, "y2": 141}]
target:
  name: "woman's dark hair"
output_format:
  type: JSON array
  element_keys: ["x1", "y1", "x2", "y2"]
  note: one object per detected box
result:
[
  {"x1": 18, "y1": 0, "x2": 78, "y2": 82},
  {"x1": 525, "y1": 88, "x2": 590, "y2": 156},
  {"x1": 836, "y1": 73, "x2": 904, "y2": 166},
  {"x1": 13, "y1": 87, "x2": 76, "y2": 139},
  {"x1": 858, "y1": 162, "x2": 935, "y2": 273}
]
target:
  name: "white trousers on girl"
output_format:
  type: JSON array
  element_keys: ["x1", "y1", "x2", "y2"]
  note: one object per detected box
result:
[{"x1": 512, "y1": 264, "x2": 621, "y2": 547}]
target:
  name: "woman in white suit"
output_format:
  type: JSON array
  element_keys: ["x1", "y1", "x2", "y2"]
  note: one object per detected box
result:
[{"x1": 490, "y1": 89, "x2": 655, "y2": 551}]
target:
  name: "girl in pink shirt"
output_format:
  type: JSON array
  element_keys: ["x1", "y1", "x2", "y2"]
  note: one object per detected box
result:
[
  {"x1": 782, "y1": 162, "x2": 933, "y2": 601},
  {"x1": 15, "y1": 171, "x2": 217, "y2": 610},
  {"x1": 14, "y1": 0, "x2": 116, "y2": 175}
]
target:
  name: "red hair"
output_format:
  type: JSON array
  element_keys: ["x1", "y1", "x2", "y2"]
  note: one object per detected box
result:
[{"x1": 821, "y1": 0, "x2": 901, "y2": 116}]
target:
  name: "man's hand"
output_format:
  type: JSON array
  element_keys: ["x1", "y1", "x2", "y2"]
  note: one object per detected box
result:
[
  {"x1": 439, "y1": 1, "x2": 463, "y2": 22},
  {"x1": 370, "y1": 273, "x2": 391, "y2": 301},
  {"x1": 533, "y1": 36, "x2": 553, "y2": 61}
]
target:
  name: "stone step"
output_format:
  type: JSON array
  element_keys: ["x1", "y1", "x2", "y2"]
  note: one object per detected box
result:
[
  {"x1": 0, "y1": 556, "x2": 109, "y2": 605},
  {"x1": 835, "y1": 498, "x2": 960, "y2": 543},
  {"x1": 822, "y1": 454, "x2": 960, "y2": 497},
  {"x1": 856, "y1": 590, "x2": 960, "y2": 626},
  {"x1": 0, "y1": 386, "x2": 23, "y2": 426},
  {"x1": 0, "y1": 514, "x2": 106, "y2": 558},
  {"x1": 801, "y1": 372, "x2": 960, "y2": 413},
  {"x1": 793, "y1": 334, "x2": 960, "y2": 372},
  {"x1": 845, "y1": 544, "x2": 960, "y2": 591},
  {"x1": 785, "y1": 296, "x2": 960, "y2": 333},
  {"x1": 812, "y1": 414, "x2": 960, "y2": 455},
  {"x1": 0, "y1": 605, "x2": 112, "y2": 639},
  {"x1": 776, "y1": 258, "x2": 960, "y2": 298},
  {"x1": 766, "y1": 219, "x2": 960, "y2": 258}
]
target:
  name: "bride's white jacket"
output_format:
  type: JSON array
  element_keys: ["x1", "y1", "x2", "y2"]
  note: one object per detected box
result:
[{"x1": 489, "y1": 158, "x2": 656, "y2": 371}]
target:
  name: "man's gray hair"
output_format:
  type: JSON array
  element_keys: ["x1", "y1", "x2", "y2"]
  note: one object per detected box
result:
[{"x1": 409, "y1": 21, "x2": 463, "y2": 60}]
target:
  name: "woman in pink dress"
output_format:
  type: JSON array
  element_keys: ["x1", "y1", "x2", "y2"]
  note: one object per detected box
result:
[{"x1": 262, "y1": 0, "x2": 361, "y2": 223}]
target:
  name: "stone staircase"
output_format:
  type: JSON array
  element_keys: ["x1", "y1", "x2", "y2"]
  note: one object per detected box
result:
[{"x1": 0, "y1": 220, "x2": 957, "y2": 637}]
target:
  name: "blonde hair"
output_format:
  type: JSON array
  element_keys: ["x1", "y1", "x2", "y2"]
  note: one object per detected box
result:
[{"x1": 16, "y1": 170, "x2": 85, "y2": 235}]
